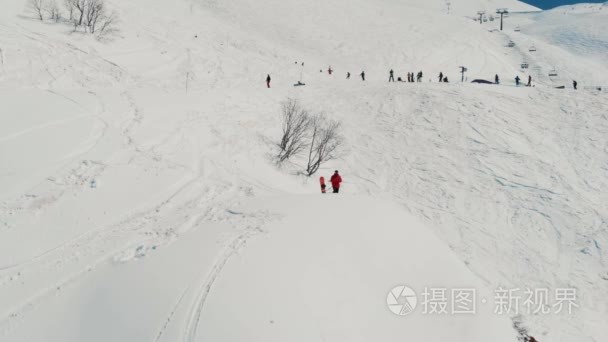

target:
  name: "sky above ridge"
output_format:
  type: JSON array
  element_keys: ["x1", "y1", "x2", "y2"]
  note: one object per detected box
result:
[{"x1": 523, "y1": 0, "x2": 605, "y2": 9}]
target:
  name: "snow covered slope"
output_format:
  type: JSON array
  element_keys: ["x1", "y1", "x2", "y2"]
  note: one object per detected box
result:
[
  {"x1": 0, "y1": 0, "x2": 607, "y2": 341},
  {"x1": 525, "y1": 3, "x2": 608, "y2": 59},
  {"x1": 3, "y1": 196, "x2": 520, "y2": 342},
  {"x1": 506, "y1": 3, "x2": 608, "y2": 86}
]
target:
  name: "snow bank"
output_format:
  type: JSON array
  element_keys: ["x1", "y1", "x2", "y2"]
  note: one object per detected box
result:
[
  {"x1": 2, "y1": 195, "x2": 517, "y2": 342},
  {"x1": 198, "y1": 195, "x2": 517, "y2": 342}
]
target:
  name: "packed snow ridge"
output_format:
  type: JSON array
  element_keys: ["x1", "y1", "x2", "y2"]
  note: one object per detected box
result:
[{"x1": 0, "y1": 0, "x2": 606, "y2": 341}]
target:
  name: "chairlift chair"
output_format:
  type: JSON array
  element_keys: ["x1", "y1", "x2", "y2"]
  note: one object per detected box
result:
[
  {"x1": 514, "y1": 26, "x2": 521, "y2": 32},
  {"x1": 548, "y1": 69, "x2": 558, "y2": 77},
  {"x1": 529, "y1": 45, "x2": 536, "y2": 52},
  {"x1": 507, "y1": 41, "x2": 515, "y2": 47},
  {"x1": 521, "y1": 63, "x2": 529, "y2": 69}
]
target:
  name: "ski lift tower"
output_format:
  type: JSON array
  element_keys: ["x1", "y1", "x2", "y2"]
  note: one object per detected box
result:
[
  {"x1": 477, "y1": 11, "x2": 486, "y2": 24},
  {"x1": 459, "y1": 66, "x2": 467, "y2": 82},
  {"x1": 496, "y1": 8, "x2": 509, "y2": 31}
]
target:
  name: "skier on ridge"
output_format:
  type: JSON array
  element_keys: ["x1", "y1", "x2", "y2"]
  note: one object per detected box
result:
[
  {"x1": 527, "y1": 75, "x2": 532, "y2": 87},
  {"x1": 266, "y1": 74, "x2": 271, "y2": 88},
  {"x1": 389, "y1": 69, "x2": 395, "y2": 82},
  {"x1": 439, "y1": 72, "x2": 443, "y2": 82},
  {"x1": 573, "y1": 80, "x2": 578, "y2": 90},
  {"x1": 360, "y1": 71, "x2": 365, "y2": 81},
  {"x1": 330, "y1": 170, "x2": 342, "y2": 194},
  {"x1": 515, "y1": 75, "x2": 521, "y2": 86},
  {"x1": 495, "y1": 74, "x2": 499, "y2": 84}
]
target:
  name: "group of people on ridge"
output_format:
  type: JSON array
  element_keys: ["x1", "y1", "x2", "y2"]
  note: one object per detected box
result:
[
  {"x1": 514, "y1": 75, "x2": 533, "y2": 87},
  {"x1": 388, "y1": 70, "x2": 427, "y2": 83},
  {"x1": 266, "y1": 64, "x2": 582, "y2": 91},
  {"x1": 268, "y1": 57, "x2": 583, "y2": 90}
]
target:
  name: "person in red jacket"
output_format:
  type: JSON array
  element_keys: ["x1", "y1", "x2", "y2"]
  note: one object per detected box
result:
[{"x1": 330, "y1": 170, "x2": 342, "y2": 193}]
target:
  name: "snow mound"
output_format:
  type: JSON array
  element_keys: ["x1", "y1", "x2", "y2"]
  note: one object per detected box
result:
[
  {"x1": 1, "y1": 196, "x2": 518, "y2": 342},
  {"x1": 192, "y1": 196, "x2": 517, "y2": 342}
]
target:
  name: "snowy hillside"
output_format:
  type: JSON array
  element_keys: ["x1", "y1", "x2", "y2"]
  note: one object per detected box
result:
[
  {"x1": 1, "y1": 0, "x2": 607, "y2": 341},
  {"x1": 519, "y1": 3, "x2": 608, "y2": 59}
]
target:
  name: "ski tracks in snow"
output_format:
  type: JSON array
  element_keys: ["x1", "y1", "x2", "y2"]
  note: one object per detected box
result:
[
  {"x1": 182, "y1": 230, "x2": 254, "y2": 342},
  {"x1": 151, "y1": 207, "x2": 279, "y2": 342}
]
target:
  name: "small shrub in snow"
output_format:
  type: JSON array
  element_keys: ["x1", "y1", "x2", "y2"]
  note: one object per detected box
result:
[
  {"x1": 305, "y1": 115, "x2": 343, "y2": 176},
  {"x1": 25, "y1": 0, "x2": 119, "y2": 40},
  {"x1": 274, "y1": 98, "x2": 344, "y2": 176},
  {"x1": 277, "y1": 98, "x2": 312, "y2": 163},
  {"x1": 84, "y1": 0, "x2": 104, "y2": 32},
  {"x1": 68, "y1": 0, "x2": 87, "y2": 26},
  {"x1": 28, "y1": 0, "x2": 45, "y2": 20},
  {"x1": 47, "y1": 0, "x2": 61, "y2": 22},
  {"x1": 93, "y1": 10, "x2": 118, "y2": 40},
  {"x1": 64, "y1": 0, "x2": 74, "y2": 20}
]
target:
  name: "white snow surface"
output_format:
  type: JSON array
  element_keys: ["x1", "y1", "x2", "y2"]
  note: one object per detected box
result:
[
  {"x1": 1, "y1": 0, "x2": 607, "y2": 341},
  {"x1": 535, "y1": 4, "x2": 608, "y2": 58}
]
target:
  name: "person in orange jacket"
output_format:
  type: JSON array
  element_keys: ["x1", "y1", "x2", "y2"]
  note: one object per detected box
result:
[{"x1": 330, "y1": 170, "x2": 342, "y2": 193}]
